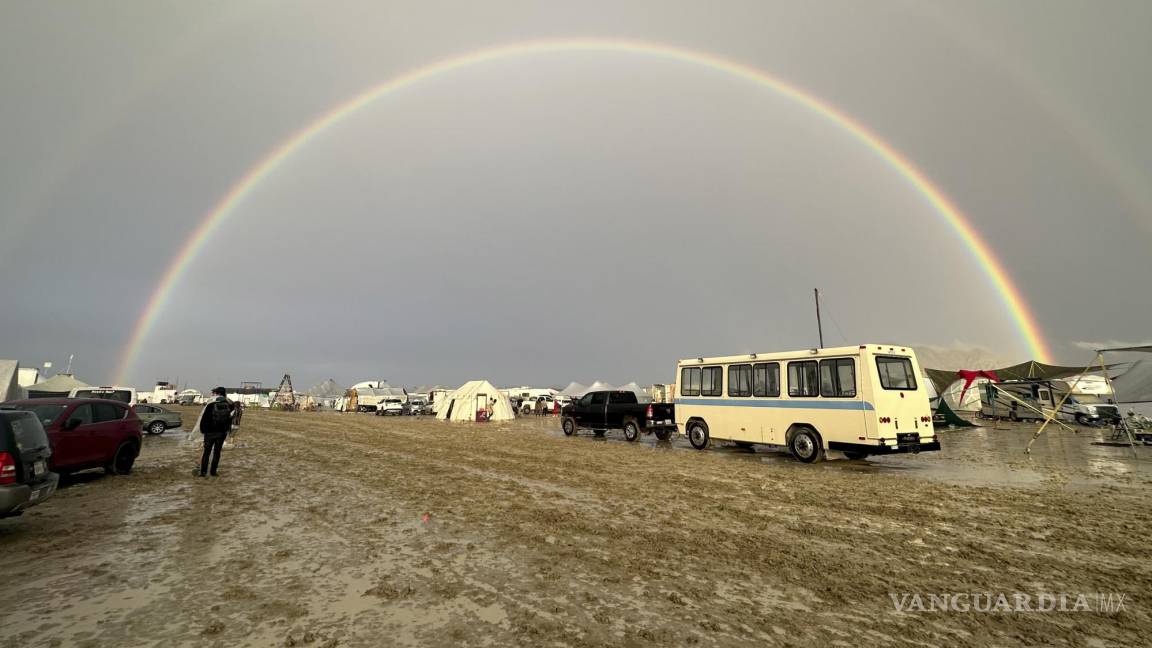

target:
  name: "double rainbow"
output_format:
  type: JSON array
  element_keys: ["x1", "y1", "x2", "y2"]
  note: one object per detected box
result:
[{"x1": 113, "y1": 38, "x2": 1052, "y2": 383}]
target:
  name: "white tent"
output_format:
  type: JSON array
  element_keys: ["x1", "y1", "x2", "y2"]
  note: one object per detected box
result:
[
  {"x1": 0, "y1": 361, "x2": 25, "y2": 402},
  {"x1": 559, "y1": 382, "x2": 588, "y2": 397},
  {"x1": 436, "y1": 380, "x2": 515, "y2": 422},
  {"x1": 940, "y1": 378, "x2": 988, "y2": 413},
  {"x1": 615, "y1": 382, "x2": 652, "y2": 402},
  {"x1": 17, "y1": 367, "x2": 40, "y2": 388},
  {"x1": 585, "y1": 381, "x2": 615, "y2": 392},
  {"x1": 27, "y1": 373, "x2": 90, "y2": 398}
]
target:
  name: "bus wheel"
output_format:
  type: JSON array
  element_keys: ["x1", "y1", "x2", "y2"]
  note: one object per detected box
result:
[
  {"x1": 687, "y1": 421, "x2": 709, "y2": 450},
  {"x1": 561, "y1": 417, "x2": 577, "y2": 436},
  {"x1": 654, "y1": 428, "x2": 672, "y2": 442},
  {"x1": 622, "y1": 419, "x2": 641, "y2": 442},
  {"x1": 789, "y1": 428, "x2": 824, "y2": 463},
  {"x1": 843, "y1": 451, "x2": 868, "y2": 460}
]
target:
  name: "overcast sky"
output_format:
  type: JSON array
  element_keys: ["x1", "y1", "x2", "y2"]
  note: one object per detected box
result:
[{"x1": 2, "y1": 0, "x2": 1149, "y2": 391}]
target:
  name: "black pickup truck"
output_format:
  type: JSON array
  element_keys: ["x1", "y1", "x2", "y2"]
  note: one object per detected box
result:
[{"x1": 560, "y1": 390, "x2": 676, "y2": 441}]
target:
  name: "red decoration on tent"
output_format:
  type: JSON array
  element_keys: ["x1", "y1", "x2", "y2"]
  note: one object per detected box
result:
[{"x1": 956, "y1": 369, "x2": 1000, "y2": 404}]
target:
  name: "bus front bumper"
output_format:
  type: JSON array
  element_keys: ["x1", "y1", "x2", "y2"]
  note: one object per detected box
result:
[{"x1": 828, "y1": 439, "x2": 941, "y2": 456}]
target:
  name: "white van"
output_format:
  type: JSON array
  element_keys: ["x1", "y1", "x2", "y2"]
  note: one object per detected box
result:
[
  {"x1": 69, "y1": 386, "x2": 138, "y2": 406},
  {"x1": 675, "y1": 344, "x2": 939, "y2": 462}
]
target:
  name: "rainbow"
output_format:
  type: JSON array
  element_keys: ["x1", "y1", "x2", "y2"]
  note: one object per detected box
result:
[{"x1": 113, "y1": 38, "x2": 1052, "y2": 383}]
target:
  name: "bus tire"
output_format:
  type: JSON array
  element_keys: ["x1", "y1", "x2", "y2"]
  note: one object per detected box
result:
[
  {"x1": 687, "y1": 421, "x2": 709, "y2": 450},
  {"x1": 789, "y1": 427, "x2": 824, "y2": 463},
  {"x1": 562, "y1": 417, "x2": 577, "y2": 436},
  {"x1": 622, "y1": 419, "x2": 641, "y2": 442},
  {"x1": 654, "y1": 428, "x2": 672, "y2": 442}
]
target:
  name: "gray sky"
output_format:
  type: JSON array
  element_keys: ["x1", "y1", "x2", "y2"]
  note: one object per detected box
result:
[{"x1": 2, "y1": 0, "x2": 1149, "y2": 391}]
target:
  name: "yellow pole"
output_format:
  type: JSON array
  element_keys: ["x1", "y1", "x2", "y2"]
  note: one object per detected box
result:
[{"x1": 1025, "y1": 362, "x2": 1092, "y2": 454}]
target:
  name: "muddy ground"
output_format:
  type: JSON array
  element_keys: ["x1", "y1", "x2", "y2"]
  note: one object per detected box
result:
[{"x1": 1, "y1": 408, "x2": 1150, "y2": 647}]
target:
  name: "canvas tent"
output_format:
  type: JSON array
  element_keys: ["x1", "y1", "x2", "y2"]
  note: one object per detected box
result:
[
  {"x1": 615, "y1": 382, "x2": 652, "y2": 402},
  {"x1": 26, "y1": 373, "x2": 90, "y2": 398},
  {"x1": 559, "y1": 382, "x2": 588, "y2": 397},
  {"x1": 436, "y1": 380, "x2": 514, "y2": 422},
  {"x1": 0, "y1": 361, "x2": 25, "y2": 402},
  {"x1": 585, "y1": 381, "x2": 615, "y2": 392}
]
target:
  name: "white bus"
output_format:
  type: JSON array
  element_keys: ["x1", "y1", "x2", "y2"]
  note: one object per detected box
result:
[{"x1": 675, "y1": 344, "x2": 939, "y2": 462}]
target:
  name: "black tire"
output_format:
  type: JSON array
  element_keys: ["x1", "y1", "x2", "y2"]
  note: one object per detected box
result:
[
  {"x1": 146, "y1": 420, "x2": 166, "y2": 435},
  {"x1": 562, "y1": 417, "x2": 577, "y2": 436},
  {"x1": 1009, "y1": 410, "x2": 1019, "y2": 422},
  {"x1": 789, "y1": 427, "x2": 825, "y2": 463},
  {"x1": 687, "y1": 421, "x2": 709, "y2": 450},
  {"x1": 843, "y1": 451, "x2": 869, "y2": 460},
  {"x1": 107, "y1": 441, "x2": 138, "y2": 475},
  {"x1": 622, "y1": 419, "x2": 641, "y2": 442},
  {"x1": 1075, "y1": 413, "x2": 1088, "y2": 425},
  {"x1": 654, "y1": 428, "x2": 672, "y2": 442},
  {"x1": 593, "y1": 430, "x2": 606, "y2": 437},
  {"x1": 522, "y1": 406, "x2": 532, "y2": 416}
]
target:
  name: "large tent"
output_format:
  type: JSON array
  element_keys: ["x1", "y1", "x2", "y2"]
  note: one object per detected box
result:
[
  {"x1": 615, "y1": 382, "x2": 652, "y2": 402},
  {"x1": 436, "y1": 380, "x2": 515, "y2": 422},
  {"x1": 0, "y1": 361, "x2": 25, "y2": 402},
  {"x1": 924, "y1": 361, "x2": 1108, "y2": 400},
  {"x1": 559, "y1": 382, "x2": 588, "y2": 397},
  {"x1": 26, "y1": 373, "x2": 90, "y2": 398}
]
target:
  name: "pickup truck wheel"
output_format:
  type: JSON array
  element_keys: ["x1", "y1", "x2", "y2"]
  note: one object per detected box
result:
[
  {"x1": 106, "y1": 441, "x2": 138, "y2": 475},
  {"x1": 562, "y1": 417, "x2": 577, "y2": 436},
  {"x1": 789, "y1": 428, "x2": 825, "y2": 463},
  {"x1": 146, "y1": 420, "x2": 166, "y2": 435},
  {"x1": 622, "y1": 420, "x2": 641, "y2": 442},
  {"x1": 654, "y1": 428, "x2": 672, "y2": 442},
  {"x1": 687, "y1": 421, "x2": 709, "y2": 450}
]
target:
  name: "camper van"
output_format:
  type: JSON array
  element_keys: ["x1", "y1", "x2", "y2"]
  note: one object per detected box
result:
[
  {"x1": 675, "y1": 345, "x2": 939, "y2": 462},
  {"x1": 68, "y1": 386, "x2": 137, "y2": 406},
  {"x1": 978, "y1": 380, "x2": 1116, "y2": 424}
]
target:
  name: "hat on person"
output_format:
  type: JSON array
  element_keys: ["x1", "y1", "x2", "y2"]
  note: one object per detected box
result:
[{"x1": 212, "y1": 386, "x2": 226, "y2": 396}]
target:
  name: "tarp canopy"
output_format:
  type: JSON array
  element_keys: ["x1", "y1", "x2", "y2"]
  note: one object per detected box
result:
[
  {"x1": 925, "y1": 361, "x2": 1108, "y2": 397},
  {"x1": 307, "y1": 378, "x2": 344, "y2": 398},
  {"x1": 0, "y1": 361, "x2": 24, "y2": 402},
  {"x1": 27, "y1": 373, "x2": 90, "y2": 398},
  {"x1": 1112, "y1": 358, "x2": 1152, "y2": 404},
  {"x1": 436, "y1": 380, "x2": 515, "y2": 422}
]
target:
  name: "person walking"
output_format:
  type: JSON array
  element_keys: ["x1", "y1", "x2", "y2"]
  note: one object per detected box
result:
[{"x1": 198, "y1": 386, "x2": 234, "y2": 477}]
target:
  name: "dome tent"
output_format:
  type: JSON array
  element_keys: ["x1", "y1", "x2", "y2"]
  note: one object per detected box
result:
[{"x1": 436, "y1": 380, "x2": 515, "y2": 422}]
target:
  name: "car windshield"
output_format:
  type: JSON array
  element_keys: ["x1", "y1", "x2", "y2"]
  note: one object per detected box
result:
[{"x1": 13, "y1": 404, "x2": 67, "y2": 427}]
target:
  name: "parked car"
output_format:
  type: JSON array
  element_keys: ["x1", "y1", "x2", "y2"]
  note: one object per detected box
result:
[
  {"x1": 408, "y1": 400, "x2": 430, "y2": 415},
  {"x1": 134, "y1": 403, "x2": 184, "y2": 435},
  {"x1": 0, "y1": 399, "x2": 142, "y2": 475},
  {"x1": 375, "y1": 399, "x2": 405, "y2": 416},
  {"x1": 0, "y1": 410, "x2": 58, "y2": 518},
  {"x1": 560, "y1": 391, "x2": 676, "y2": 441}
]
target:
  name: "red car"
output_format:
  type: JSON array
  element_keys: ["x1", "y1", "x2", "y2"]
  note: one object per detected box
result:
[{"x1": 0, "y1": 398, "x2": 142, "y2": 475}]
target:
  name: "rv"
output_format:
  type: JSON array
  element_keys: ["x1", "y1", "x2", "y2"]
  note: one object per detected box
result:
[
  {"x1": 675, "y1": 345, "x2": 939, "y2": 462},
  {"x1": 979, "y1": 380, "x2": 1117, "y2": 424}
]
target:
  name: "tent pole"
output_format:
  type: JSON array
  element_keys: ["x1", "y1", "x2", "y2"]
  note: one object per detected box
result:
[
  {"x1": 1097, "y1": 351, "x2": 1139, "y2": 458},
  {"x1": 989, "y1": 383, "x2": 1076, "y2": 434},
  {"x1": 1025, "y1": 359, "x2": 1094, "y2": 454}
]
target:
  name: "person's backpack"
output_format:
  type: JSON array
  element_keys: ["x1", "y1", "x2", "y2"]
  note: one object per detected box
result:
[{"x1": 210, "y1": 401, "x2": 232, "y2": 432}]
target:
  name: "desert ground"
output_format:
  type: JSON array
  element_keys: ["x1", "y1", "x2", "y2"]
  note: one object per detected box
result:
[{"x1": 1, "y1": 408, "x2": 1150, "y2": 647}]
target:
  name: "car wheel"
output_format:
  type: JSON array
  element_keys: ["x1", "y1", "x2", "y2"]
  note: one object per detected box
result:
[
  {"x1": 107, "y1": 441, "x2": 138, "y2": 475},
  {"x1": 687, "y1": 421, "x2": 709, "y2": 450},
  {"x1": 789, "y1": 427, "x2": 824, "y2": 463},
  {"x1": 622, "y1": 419, "x2": 641, "y2": 442},
  {"x1": 562, "y1": 417, "x2": 577, "y2": 436},
  {"x1": 147, "y1": 420, "x2": 166, "y2": 435},
  {"x1": 654, "y1": 428, "x2": 672, "y2": 442}
]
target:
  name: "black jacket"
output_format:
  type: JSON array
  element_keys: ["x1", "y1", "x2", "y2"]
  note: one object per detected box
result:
[{"x1": 198, "y1": 397, "x2": 235, "y2": 435}]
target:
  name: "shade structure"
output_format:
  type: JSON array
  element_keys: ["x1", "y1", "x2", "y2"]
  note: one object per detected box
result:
[{"x1": 26, "y1": 373, "x2": 90, "y2": 398}]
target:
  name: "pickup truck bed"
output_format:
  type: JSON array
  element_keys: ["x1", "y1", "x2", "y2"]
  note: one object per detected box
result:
[{"x1": 560, "y1": 390, "x2": 676, "y2": 442}]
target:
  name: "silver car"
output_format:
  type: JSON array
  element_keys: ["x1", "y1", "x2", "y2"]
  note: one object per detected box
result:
[{"x1": 135, "y1": 404, "x2": 183, "y2": 435}]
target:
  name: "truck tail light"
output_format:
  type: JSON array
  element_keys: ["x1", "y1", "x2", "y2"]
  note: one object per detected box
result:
[
  {"x1": 646, "y1": 404, "x2": 653, "y2": 419},
  {"x1": 0, "y1": 452, "x2": 16, "y2": 485}
]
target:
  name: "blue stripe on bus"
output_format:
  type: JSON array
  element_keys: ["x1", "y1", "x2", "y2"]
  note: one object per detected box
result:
[{"x1": 677, "y1": 398, "x2": 875, "y2": 411}]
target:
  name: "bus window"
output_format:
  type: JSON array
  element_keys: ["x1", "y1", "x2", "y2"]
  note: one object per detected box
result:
[
  {"x1": 876, "y1": 356, "x2": 917, "y2": 390},
  {"x1": 819, "y1": 358, "x2": 856, "y2": 398},
  {"x1": 701, "y1": 367, "x2": 723, "y2": 397},
  {"x1": 753, "y1": 363, "x2": 780, "y2": 397},
  {"x1": 681, "y1": 367, "x2": 701, "y2": 396},
  {"x1": 787, "y1": 361, "x2": 819, "y2": 397},
  {"x1": 728, "y1": 365, "x2": 752, "y2": 397}
]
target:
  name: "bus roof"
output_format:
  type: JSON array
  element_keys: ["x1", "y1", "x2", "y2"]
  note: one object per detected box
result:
[{"x1": 677, "y1": 344, "x2": 918, "y2": 366}]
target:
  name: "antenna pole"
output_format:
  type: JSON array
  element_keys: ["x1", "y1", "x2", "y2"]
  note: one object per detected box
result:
[{"x1": 814, "y1": 289, "x2": 825, "y2": 348}]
